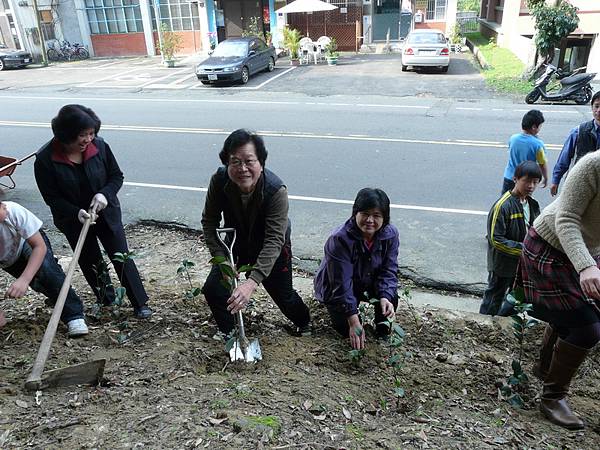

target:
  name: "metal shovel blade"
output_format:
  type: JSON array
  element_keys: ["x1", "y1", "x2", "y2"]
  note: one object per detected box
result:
[
  {"x1": 24, "y1": 359, "x2": 106, "y2": 391},
  {"x1": 229, "y1": 339, "x2": 262, "y2": 363}
]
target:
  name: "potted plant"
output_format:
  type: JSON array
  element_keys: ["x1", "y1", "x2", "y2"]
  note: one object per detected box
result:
[
  {"x1": 325, "y1": 38, "x2": 339, "y2": 66},
  {"x1": 158, "y1": 23, "x2": 183, "y2": 67},
  {"x1": 283, "y1": 27, "x2": 301, "y2": 66}
]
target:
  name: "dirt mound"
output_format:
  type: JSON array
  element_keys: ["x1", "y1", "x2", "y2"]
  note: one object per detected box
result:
[{"x1": 1, "y1": 223, "x2": 599, "y2": 449}]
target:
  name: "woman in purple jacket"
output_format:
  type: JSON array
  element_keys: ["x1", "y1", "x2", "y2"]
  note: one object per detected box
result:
[{"x1": 314, "y1": 188, "x2": 399, "y2": 350}]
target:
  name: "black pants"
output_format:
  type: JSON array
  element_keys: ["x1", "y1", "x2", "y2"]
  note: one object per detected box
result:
[
  {"x1": 502, "y1": 178, "x2": 515, "y2": 194},
  {"x1": 59, "y1": 218, "x2": 148, "y2": 310},
  {"x1": 202, "y1": 244, "x2": 310, "y2": 334},
  {"x1": 4, "y1": 231, "x2": 84, "y2": 324},
  {"x1": 327, "y1": 292, "x2": 399, "y2": 338},
  {"x1": 480, "y1": 272, "x2": 514, "y2": 316}
]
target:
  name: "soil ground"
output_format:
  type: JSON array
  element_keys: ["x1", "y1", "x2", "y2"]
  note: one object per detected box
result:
[{"x1": 1, "y1": 222, "x2": 599, "y2": 449}]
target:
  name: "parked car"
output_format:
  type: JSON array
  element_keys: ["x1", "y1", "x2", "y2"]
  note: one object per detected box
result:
[
  {"x1": 401, "y1": 29, "x2": 450, "y2": 73},
  {"x1": 0, "y1": 44, "x2": 33, "y2": 71},
  {"x1": 195, "y1": 37, "x2": 276, "y2": 85}
]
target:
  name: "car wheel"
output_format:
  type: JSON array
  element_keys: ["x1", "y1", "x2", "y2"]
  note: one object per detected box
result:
[
  {"x1": 240, "y1": 66, "x2": 250, "y2": 84},
  {"x1": 0, "y1": 58, "x2": 5, "y2": 71},
  {"x1": 525, "y1": 90, "x2": 540, "y2": 104},
  {"x1": 401, "y1": 64, "x2": 407, "y2": 72},
  {"x1": 441, "y1": 65, "x2": 449, "y2": 73},
  {"x1": 266, "y1": 57, "x2": 275, "y2": 72}
]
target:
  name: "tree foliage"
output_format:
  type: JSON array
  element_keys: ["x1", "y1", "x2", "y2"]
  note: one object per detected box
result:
[
  {"x1": 526, "y1": 0, "x2": 579, "y2": 62},
  {"x1": 458, "y1": 0, "x2": 480, "y2": 12}
]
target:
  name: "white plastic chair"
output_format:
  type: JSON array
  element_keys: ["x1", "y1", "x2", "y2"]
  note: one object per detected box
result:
[
  {"x1": 316, "y1": 36, "x2": 331, "y2": 62},
  {"x1": 300, "y1": 41, "x2": 318, "y2": 64}
]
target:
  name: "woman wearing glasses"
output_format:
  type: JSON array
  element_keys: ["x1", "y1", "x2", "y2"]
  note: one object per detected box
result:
[
  {"x1": 201, "y1": 129, "x2": 311, "y2": 336},
  {"x1": 314, "y1": 188, "x2": 399, "y2": 350}
]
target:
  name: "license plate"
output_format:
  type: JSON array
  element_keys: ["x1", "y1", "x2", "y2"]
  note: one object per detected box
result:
[
  {"x1": 208, "y1": 74, "x2": 218, "y2": 81},
  {"x1": 420, "y1": 50, "x2": 436, "y2": 55},
  {"x1": 24, "y1": 59, "x2": 30, "y2": 63}
]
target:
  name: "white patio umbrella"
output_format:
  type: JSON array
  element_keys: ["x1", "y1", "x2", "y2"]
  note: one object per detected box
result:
[{"x1": 276, "y1": 0, "x2": 338, "y2": 37}]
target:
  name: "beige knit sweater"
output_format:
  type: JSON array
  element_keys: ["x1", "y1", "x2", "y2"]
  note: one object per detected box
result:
[{"x1": 534, "y1": 151, "x2": 600, "y2": 273}]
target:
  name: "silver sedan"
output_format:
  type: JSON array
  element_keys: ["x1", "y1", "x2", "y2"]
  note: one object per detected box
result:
[{"x1": 401, "y1": 29, "x2": 450, "y2": 73}]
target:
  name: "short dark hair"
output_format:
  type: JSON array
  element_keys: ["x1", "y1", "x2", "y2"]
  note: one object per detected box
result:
[
  {"x1": 514, "y1": 160, "x2": 542, "y2": 180},
  {"x1": 592, "y1": 91, "x2": 600, "y2": 105},
  {"x1": 219, "y1": 129, "x2": 268, "y2": 166},
  {"x1": 51, "y1": 105, "x2": 101, "y2": 144},
  {"x1": 352, "y1": 188, "x2": 391, "y2": 226},
  {"x1": 521, "y1": 109, "x2": 545, "y2": 130}
]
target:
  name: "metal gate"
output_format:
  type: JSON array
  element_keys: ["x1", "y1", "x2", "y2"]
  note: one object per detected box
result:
[{"x1": 372, "y1": 0, "x2": 400, "y2": 41}]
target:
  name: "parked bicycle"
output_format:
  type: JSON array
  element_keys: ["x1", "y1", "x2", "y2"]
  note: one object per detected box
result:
[{"x1": 46, "y1": 40, "x2": 90, "y2": 61}]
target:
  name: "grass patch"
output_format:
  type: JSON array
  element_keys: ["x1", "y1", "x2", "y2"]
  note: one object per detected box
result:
[
  {"x1": 246, "y1": 415, "x2": 282, "y2": 435},
  {"x1": 466, "y1": 32, "x2": 532, "y2": 96}
]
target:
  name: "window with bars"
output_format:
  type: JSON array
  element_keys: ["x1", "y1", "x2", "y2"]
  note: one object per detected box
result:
[
  {"x1": 426, "y1": 0, "x2": 446, "y2": 21},
  {"x1": 151, "y1": 0, "x2": 200, "y2": 32},
  {"x1": 85, "y1": 0, "x2": 143, "y2": 35}
]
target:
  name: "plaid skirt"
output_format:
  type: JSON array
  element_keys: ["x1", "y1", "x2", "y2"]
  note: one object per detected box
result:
[{"x1": 516, "y1": 228, "x2": 600, "y2": 327}]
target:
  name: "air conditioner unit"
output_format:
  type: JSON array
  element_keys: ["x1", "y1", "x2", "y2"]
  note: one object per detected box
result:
[{"x1": 414, "y1": 12, "x2": 423, "y2": 23}]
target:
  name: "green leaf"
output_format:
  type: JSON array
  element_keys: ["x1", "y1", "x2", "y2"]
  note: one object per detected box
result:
[
  {"x1": 387, "y1": 354, "x2": 401, "y2": 366},
  {"x1": 219, "y1": 264, "x2": 235, "y2": 279},
  {"x1": 220, "y1": 279, "x2": 233, "y2": 292},
  {"x1": 500, "y1": 385, "x2": 512, "y2": 396},
  {"x1": 113, "y1": 252, "x2": 125, "y2": 263},
  {"x1": 392, "y1": 323, "x2": 406, "y2": 338},
  {"x1": 394, "y1": 387, "x2": 405, "y2": 398},
  {"x1": 508, "y1": 375, "x2": 520, "y2": 386},
  {"x1": 238, "y1": 264, "x2": 254, "y2": 273},
  {"x1": 184, "y1": 260, "x2": 195, "y2": 268},
  {"x1": 209, "y1": 256, "x2": 227, "y2": 265},
  {"x1": 508, "y1": 394, "x2": 524, "y2": 409},
  {"x1": 225, "y1": 336, "x2": 237, "y2": 352},
  {"x1": 115, "y1": 286, "x2": 126, "y2": 301},
  {"x1": 377, "y1": 319, "x2": 392, "y2": 330},
  {"x1": 176, "y1": 266, "x2": 185, "y2": 274},
  {"x1": 191, "y1": 287, "x2": 201, "y2": 297},
  {"x1": 369, "y1": 298, "x2": 380, "y2": 305}
]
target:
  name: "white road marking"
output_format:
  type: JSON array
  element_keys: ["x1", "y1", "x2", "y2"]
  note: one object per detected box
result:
[
  {"x1": 138, "y1": 68, "x2": 188, "y2": 87},
  {"x1": 169, "y1": 73, "x2": 197, "y2": 85},
  {"x1": 190, "y1": 66, "x2": 296, "y2": 90},
  {"x1": 124, "y1": 181, "x2": 487, "y2": 216},
  {"x1": 78, "y1": 67, "x2": 144, "y2": 87},
  {"x1": 0, "y1": 119, "x2": 563, "y2": 149}
]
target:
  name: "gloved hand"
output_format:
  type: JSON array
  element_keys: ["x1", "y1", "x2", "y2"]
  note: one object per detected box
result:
[
  {"x1": 78, "y1": 209, "x2": 97, "y2": 224},
  {"x1": 90, "y1": 193, "x2": 108, "y2": 213}
]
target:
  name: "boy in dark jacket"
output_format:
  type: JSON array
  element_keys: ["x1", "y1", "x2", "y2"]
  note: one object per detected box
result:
[{"x1": 480, "y1": 161, "x2": 542, "y2": 316}]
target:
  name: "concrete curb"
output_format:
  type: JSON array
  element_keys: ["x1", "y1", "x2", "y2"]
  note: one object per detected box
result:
[{"x1": 466, "y1": 38, "x2": 490, "y2": 70}]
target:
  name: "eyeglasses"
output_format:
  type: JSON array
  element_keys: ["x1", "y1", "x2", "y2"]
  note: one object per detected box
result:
[{"x1": 229, "y1": 158, "x2": 259, "y2": 169}]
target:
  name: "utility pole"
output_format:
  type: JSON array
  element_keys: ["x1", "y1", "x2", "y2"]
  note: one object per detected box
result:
[
  {"x1": 154, "y1": 0, "x2": 164, "y2": 61},
  {"x1": 30, "y1": 0, "x2": 48, "y2": 66}
]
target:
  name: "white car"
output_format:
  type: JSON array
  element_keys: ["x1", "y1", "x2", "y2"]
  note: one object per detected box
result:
[{"x1": 401, "y1": 29, "x2": 450, "y2": 73}]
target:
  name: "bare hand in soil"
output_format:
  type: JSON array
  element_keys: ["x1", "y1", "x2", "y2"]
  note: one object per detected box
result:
[
  {"x1": 380, "y1": 298, "x2": 395, "y2": 318},
  {"x1": 580, "y1": 265, "x2": 600, "y2": 300},
  {"x1": 6, "y1": 277, "x2": 29, "y2": 298},
  {"x1": 227, "y1": 279, "x2": 258, "y2": 314},
  {"x1": 348, "y1": 314, "x2": 365, "y2": 350}
]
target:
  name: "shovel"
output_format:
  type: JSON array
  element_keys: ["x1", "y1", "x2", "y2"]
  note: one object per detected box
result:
[
  {"x1": 216, "y1": 228, "x2": 262, "y2": 363},
  {"x1": 25, "y1": 213, "x2": 106, "y2": 391}
]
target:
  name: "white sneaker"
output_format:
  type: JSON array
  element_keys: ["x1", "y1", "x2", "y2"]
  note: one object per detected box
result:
[{"x1": 67, "y1": 319, "x2": 89, "y2": 337}]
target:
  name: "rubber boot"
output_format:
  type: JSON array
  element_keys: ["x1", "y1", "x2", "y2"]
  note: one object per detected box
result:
[
  {"x1": 540, "y1": 338, "x2": 589, "y2": 430},
  {"x1": 532, "y1": 324, "x2": 559, "y2": 381}
]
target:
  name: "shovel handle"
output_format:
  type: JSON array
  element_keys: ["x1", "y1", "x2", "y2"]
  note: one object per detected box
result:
[
  {"x1": 215, "y1": 228, "x2": 248, "y2": 344},
  {"x1": 26, "y1": 214, "x2": 93, "y2": 389}
]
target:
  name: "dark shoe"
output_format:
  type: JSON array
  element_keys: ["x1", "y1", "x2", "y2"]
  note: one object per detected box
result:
[
  {"x1": 134, "y1": 306, "x2": 153, "y2": 319},
  {"x1": 540, "y1": 338, "x2": 589, "y2": 430},
  {"x1": 533, "y1": 324, "x2": 559, "y2": 381}
]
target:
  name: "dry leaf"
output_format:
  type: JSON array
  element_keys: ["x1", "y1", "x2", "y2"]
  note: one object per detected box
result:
[
  {"x1": 342, "y1": 407, "x2": 352, "y2": 420},
  {"x1": 209, "y1": 417, "x2": 228, "y2": 426},
  {"x1": 313, "y1": 413, "x2": 326, "y2": 421},
  {"x1": 15, "y1": 400, "x2": 28, "y2": 408},
  {"x1": 303, "y1": 400, "x2": 312, "y2": 410}
]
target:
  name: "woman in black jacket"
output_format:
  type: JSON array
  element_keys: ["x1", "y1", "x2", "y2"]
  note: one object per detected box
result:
[{"x1": 34, "y1": 104, "x2": 151, "y2": 318}]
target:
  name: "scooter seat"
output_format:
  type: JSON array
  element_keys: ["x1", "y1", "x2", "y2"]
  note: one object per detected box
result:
[{"x1": 561, "y1": 73, "x2": 591, "y2": 85}]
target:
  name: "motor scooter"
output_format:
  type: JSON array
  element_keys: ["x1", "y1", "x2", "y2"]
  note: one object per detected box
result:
[{"x1": 525, "y1": 64, "x2": 596, "y2": 104}]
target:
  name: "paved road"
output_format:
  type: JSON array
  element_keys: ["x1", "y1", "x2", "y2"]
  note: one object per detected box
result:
[{"x1": 0, "y1": 56, "x2": 593, "y2": 294}]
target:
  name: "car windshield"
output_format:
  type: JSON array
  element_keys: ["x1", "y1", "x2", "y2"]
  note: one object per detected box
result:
[
  {"x1": 407, "y1": 33, "x2": 446, "y2": 44},
  {"x1": 212, "y1": 41, "x2": 248, "y2": 57}
]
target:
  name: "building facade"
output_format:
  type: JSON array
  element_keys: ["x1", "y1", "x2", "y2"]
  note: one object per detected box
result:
[{"x1": 479, "y1": 0, "x2": 600, "y2": 74}]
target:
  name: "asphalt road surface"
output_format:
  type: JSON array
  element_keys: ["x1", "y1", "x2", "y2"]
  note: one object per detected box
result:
[{"x1": 0, "y1": 60, "x2": 594, "y2": 294}]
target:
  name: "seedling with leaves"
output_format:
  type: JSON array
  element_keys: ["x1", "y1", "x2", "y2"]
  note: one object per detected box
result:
[
  {"x1": 379, "y1": 315, "x2": 407, "y2": 410},
  {"x1": 209, "y1": 255, "x2": 254, "y2": 354},
  {"x1": 177, "y1": 259, "x2": 202, "y2": 301},
  {"x1": 347, "y1": 325, "x2": 366, "y2": 366},
  {"x1": 499, "y1": 287, "x2": 538, "y2": 408}
]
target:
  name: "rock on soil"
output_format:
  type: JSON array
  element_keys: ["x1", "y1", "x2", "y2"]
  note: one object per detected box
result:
[{"x1": 0, "y1": 222, "x2": 599, "y2": 449}]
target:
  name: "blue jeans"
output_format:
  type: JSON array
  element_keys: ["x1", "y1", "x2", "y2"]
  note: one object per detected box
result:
[{"x1": 3, "y1": 231, "x2": 84, "y2": 324}]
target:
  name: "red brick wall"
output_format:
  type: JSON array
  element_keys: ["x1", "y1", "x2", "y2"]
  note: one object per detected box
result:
[
  {"x1": 288, "y1": 7, "x2": 362, "y2": 51},
  {"x1": 415, "y1": 21, "x2": 446, "y2": 31},
  {"x1": 152, "y1": 30, "x2": 202, "y2": 55},
  {"x1": 91, "y1": 33, "x2": 147, "y2": 57}
]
